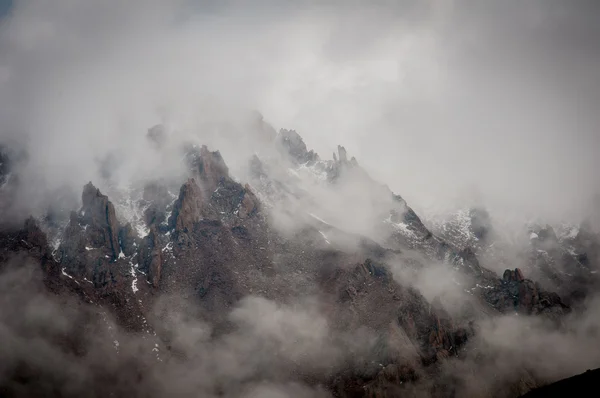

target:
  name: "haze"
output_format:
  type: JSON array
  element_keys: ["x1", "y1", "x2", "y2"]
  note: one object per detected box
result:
[{"x1": 0, "y1": 0, "x2": 599, "y2": 225}]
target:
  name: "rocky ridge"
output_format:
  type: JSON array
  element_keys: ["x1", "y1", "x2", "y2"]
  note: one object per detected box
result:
[{"x1": 0, "y1": 124, "x2": 596, "y2": 397}]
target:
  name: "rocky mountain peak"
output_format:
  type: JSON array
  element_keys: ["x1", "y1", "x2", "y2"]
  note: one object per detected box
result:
[
  {"x1": 185, "y1": 144, "x2": 230, "y2": 193},
  {"x1": 337, "y1": 144, "x2": 347, "y2": 162},
  {"x1": 503, "y1": 268, "x2": 526, "y2": 282},
  {"x1": 81, "y1": 182, "x2": 121, "y2": 260},
  {"x1": 275, "y1": 128, "x2": 319, "y2": 164},
  {"x1": 168, "y1": 178, "x2": 204, "y2": 236},
  {"x1": 0, "y1": 124, "x2": 597, "y2": 398}
]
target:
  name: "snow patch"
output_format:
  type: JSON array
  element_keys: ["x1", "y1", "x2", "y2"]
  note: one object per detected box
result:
[
  {"x1": 297, "y1": 161, "x2": 329, "y2": 182},
  {"x1": 129, "y1": 261, "x2": 139, "y2": 293},
  {"x1": 384, "y1": 215, "x2": 417, "y2": 240},
  {"x1": 566, "y1": 226, "x2": 579, "y2": 239},
  {"x1": 135, "y1": 223, "x2": 150, "y2": 239},
  {"x1": 309, "y1": 212, "x2": 330, "y2": 225},
  {"x1": 61, "y1": 268, "x2": 79, "y2": 285},
  {"x1": 319, "y1": 231, "x2": 331, "y2": 245}
]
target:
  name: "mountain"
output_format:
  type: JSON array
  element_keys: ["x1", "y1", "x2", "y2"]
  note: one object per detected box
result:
[
  {"x1": 519, "y1": 368, "x2": 600, "y2": 398},
  {"x1": 0, "y1": 123, "x2": 598, "y2": 398}
]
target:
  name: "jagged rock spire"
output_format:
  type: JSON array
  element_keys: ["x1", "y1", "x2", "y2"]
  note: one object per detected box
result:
[
  {"x1": 185, "y1": 144, "x2": 230, "y2": 193},
  {"x1": 275, "y1": 129, "x2": 319, "y2": 164},
  {"x1": 81, "y1": 182, "x2": 121, "y2": 259},
  {"x1": 169, "y1": 178, "x2": 204, "y2": 234},
  {"x1": 337, "y1": 145, "x2": 347, "y2": 162}
]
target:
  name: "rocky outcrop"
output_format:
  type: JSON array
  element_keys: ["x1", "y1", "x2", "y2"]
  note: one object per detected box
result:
[
  {"x1": 118, "y1": 223, "x2": 138, "y2": 257},
  {"x1": 58, "y1": 183, "x2": 130, "y2": 291},
  {"x1": 328, "y1": 145, "x2": 360, "y2": 182},
  {"x1": 571, "y1": 222, "x2": 600, "y2": 268},
  {"x1": 0, "y1": 125, "x2": 590, "y2": 398},
  {"x1": 484, "y1": 268, "x2": 568, "y2": 316},
  {"x1": 142, "y1": 181, "x2": 172, "y2": 228},
  {"x1": 81, "y1": 182, "x2": 121, "y2": 259},
  {"x1": 238, "y1": 184, "x2": 258, "y2": 219},
  {"x1": 184, "y1": 144, "x2": 230, "y2": 193},
  {"x1": 527, "y1": 223, "x2": 600, "y2": 306},
  {"x1": 275, "y1": 129, "x2": 319, "y2": 164},
  {"x1": 503, "y1": 267, "x2": 525, "y2": 282},
  {"x1": 0, "y1": 217, "x2": 58, "y2": 277},
  {"x1": 519, "y1": 368, "x2": 600, "y2": 398},
  {"x1": 209, "y1": 177, "x2": 260, "y2": 220},
  {"x1": 139, "y1": 225, "x2": 163, "y2": 287},
  {"x1": 169, "y1": 178, "x2": 204, "y2": 235},
  {"x1": 337, "y1": 144, "x2": 348, "y2": 162}
]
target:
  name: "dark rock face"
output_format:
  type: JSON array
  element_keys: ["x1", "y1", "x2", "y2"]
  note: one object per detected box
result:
[
  {"x1": 142, "y1": 182, "x2": 172, "y2": 228},
  {"x1": 503, "y1": 268, "x2": 525, "y2": 282},
  {"x1": 169, "y1": 178, "x2": 204, "y2": 237},
  {"x1": 81, "y1": 182, "x2": 121, "y2": 260},
  {"x1": 0, "y1": 130, "x2": 591, "y2": 398},
  {"x1": 57, "y1": 183, "x2": 136, "y2": 296},
  {"x1": 119, "y1": 223, "x2": 138, "y2": 257},
  {"x1": 519, "y1": 368, "x2": 600, "y2": 398},
  {"x1": 184, "y1": 144, "x2": 230, "y2": 193},
  {"x1": 482, "y1": 268, "x2": 568, "y2": 316},
  {"x1": 139, "y1": 225, "x2": 163, "y2": 287},
  {"x1": 526, "y1": 223, "x2": 600, "y2": 306}
]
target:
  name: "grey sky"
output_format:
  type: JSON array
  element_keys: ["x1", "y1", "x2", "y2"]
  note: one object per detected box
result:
[{"x1": 0, "y1": 0, "x2": 599, "y2": 225}]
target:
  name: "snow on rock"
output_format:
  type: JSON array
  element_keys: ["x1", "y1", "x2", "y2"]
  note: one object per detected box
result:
[
  {"x1": 383, "y1": 215, "x2": 417, "y2": 241},
  {"x1": 61, "y1": 268, "x2": 80, "y2": 285},
  {"x1": 297, "y1": 161, "x2": 330, "y2": 182},
  {"x1": 129, "y1": 261, "x2": 139, "y2": 293},
  {"x1": 309, "y1": 212, "x2": 330, "y2": 225},
  {"x1": 319, "y1": 231, "x2": 331, "y2": 244}
]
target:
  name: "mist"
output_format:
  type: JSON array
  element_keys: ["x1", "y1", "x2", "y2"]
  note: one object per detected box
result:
[
  {"x1": 1, "y1": 2, "x2": 600, "y2": 396},
  {"x1": 0, "y1": 0, "x2": 598, "y2": 226}
]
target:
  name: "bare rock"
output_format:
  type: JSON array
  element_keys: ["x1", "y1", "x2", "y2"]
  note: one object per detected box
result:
[
  {"x1": 169, "y1": 178, "x2": 204, "y2": 235},
  {"x1": 118, "y1": 223, "x2": 138, "y2": 257},
  {"x1": 81, "y1": 182, "x2": 121, "y2": 259},
  {"x1": 139, "y1": 226, "x2": 163, "y2": 287},
  {"x1": 276, "y1": 129, "x2": 319, "y2": 164}
]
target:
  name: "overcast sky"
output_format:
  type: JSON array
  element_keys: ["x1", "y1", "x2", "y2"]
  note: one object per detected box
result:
[{"x1": 0, "y1": 0, "x2": 599, "y2": 225}]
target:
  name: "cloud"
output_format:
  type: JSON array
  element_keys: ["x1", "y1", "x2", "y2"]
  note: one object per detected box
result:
[
  {"x1": 1, "y1": 2, "x2": 600, "y2": 395},
  {"x1": 0, "y1": 0, "x2": 598, "y2": 226}
]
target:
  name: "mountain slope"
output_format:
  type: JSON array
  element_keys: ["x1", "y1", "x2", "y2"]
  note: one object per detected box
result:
[{"x1": 0, "y1": 125, "x2": 596, "y2": 397}]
